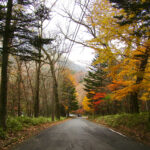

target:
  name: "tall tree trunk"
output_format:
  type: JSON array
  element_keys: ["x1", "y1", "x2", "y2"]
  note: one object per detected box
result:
[
  {"x1": 52, "y1": 71, "x2": 60, "y2": 120},
  {"x1": 24, "y1": 62, "x2": 34, "y2": 116},
  {"x1": 16, "y1": 59, "x2": 22, "y2": 116},
  {"x1": 0, "y1": 0, "x2": 13, "y2": 130},
  {"x1": 49, "y1": 62, "x2": 60, "y2": 120},
  {"x1": 66, "y1": 110, "x2": 69, "y2": 118},
  {"x1": 129, "y1": 47, "x2": 149, "y2": 113},
  {"x1": 41, "y1": 47, "x2": 60, "y2": 120},
  {"x1": 146, "y1": 100, "x2": 150, "y2": 122},
  {"x1": 129, "y1": 92, "x2": 139, "y2": 113},
  {"x1": 21, "y1": 76, "x2": 29, "y2": 116},
  {"x1": 51, "y1": 89, "x2": 55, "y2": 121},
  {"x1": 41, "y1": 76, "x2": 49, "y2": 117},
  {"x1": 34, "y1": 58, "x2": 41, "y2": 117},
  {"x1": 34, "y1": 18, "x2": 43, "y2": 117}
]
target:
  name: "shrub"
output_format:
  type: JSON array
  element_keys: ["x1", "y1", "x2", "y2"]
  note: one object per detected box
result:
[
  {"x1": 17, "y1": 116, "x2": 51, "y2": 126},
  {"x1": 17, "y1": 116, "x2": 33, "y2": 125},
  {"x1": 94, "y1": 112, "x2": 150, "y2": 131},
  {"x1": 5, "y1": 116, "x2": 63, "y2": 134},
  {"x1": 7, "y1": 117, "x2": 23, "y2": 131},
  {"x1": 0, "y1": 128, "x2": 6, "y2": 139}
]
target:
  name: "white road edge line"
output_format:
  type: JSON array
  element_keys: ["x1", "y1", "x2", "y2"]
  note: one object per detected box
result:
[{"x1": 109, "y1": 128, "x2": 126, "y2": 137}]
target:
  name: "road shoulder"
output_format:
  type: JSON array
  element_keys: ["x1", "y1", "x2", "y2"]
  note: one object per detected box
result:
[
  {"x1": 0, "y1": 119, "x2": 70, "y2": 150},
  {"x1": 87, "y1": 118, "x2": 150, "y2": 147}
]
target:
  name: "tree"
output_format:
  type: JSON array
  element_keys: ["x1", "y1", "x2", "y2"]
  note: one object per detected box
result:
[
  {"x1": 108, "y1": 0, "x2": 150, "y2": 39},
  {"x1": 60, "y1": 69, "x2": 79, "y2": 117},
  {"x1": 0, "y1": 0, "x2": 39, "y2": 128},
  {"x1": 83, "y1": 55, "x2": 109, "y2": 116},
  {"x1": 41, "y1": 34, "x2": 65, "y2": 120},
  {"x1": 107, "y1": 42, "x2": 150, "y2": 113},
  {"x1": 107, "y1": 0, "x2": 150, "y2": 113},
  {"x1": 15, "y1": 56, "x2": 23, "y2": 116},
  {"x1": 86, "y1": 0, "x2": 150, "y2": 114},
  {"x1": 82, "y1": 96, "x2": 93, "y2": 113},
  {"x1": 33, "y1": 3, "x2": 52, "y2": 118},
  {"x1": 0, "y1": 0, "x2": 13, "y2": 129},
  {"x1": 58, "y1": 0, "x2": 96, "y2": 48},
  {"x1": 0, "y1": 0, "x2": 53, "y2": 128},
  {"x1": 84, "y1": 55, "x2": 107, "y2": 97}
]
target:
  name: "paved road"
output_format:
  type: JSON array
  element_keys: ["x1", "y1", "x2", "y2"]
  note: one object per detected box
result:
[{"x1": 13, "y1": 118, "x2": 150, "y2": 150}]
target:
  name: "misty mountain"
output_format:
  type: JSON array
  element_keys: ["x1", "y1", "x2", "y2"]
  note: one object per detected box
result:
[{"x1": 65, "y1": 59, "x2": 86, "y2": 72}]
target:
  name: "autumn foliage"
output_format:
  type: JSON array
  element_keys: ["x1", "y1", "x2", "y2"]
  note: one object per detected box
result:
[{"x1": 83, "y1": 0, "x2": 150, "y2": 115}]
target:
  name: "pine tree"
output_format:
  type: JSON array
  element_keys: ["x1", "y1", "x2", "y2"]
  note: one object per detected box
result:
[
  {"x1": 109, "y1": 0, "x2": 150, "y2": 38},
  {"x1": 108, "y1": 0, "x2": 150, "y2": 39},
  {"x1": 60, "y1": 72, "x2": 79, "y2": 117},
  {"x1": 83, "y1": 55, "x2": 107, "y2": 111},
  {"x1": 0, "y1": 0, "x2": 52, "y2": 129},
  {"x1": 32, "y1": 3, "x2": 52, "y2": 118},
  {"x1": 0, "y1": 0, "x2": 13, "y2": 130},
  {"x1": 84, "y1": 56, "x2": 107, "y2": 97}
]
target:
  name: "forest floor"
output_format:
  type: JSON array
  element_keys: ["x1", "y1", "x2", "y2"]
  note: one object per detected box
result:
[
  {"x1": 88, "y1": 113, "x2": 150, "y2": 146},
  {"x1": 0, "y1": 117, "x2": 68, "y2": 150}
]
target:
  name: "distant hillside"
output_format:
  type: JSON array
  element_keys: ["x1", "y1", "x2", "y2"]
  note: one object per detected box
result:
[
  {"x1": 65, "y1": 59, "x2": 86, "y2": 72},
  {"x1": 65, "y1": 59, "x2": 87, "y2": 105}
]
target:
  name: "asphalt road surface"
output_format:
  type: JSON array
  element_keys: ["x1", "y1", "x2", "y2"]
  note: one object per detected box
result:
[{"x1": 13, "y1": 118, "x2": 150, "y2": 150}]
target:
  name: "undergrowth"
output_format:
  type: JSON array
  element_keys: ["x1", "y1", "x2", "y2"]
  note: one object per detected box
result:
[
  {"x1": 92, "y1": 112, "x2": 150, "y2": 132},
  {"x1": 0, "y1": 116, "x2": 65, "y2": 139}
]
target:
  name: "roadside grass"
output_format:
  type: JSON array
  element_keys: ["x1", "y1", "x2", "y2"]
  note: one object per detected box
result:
[
  {"x1": 0, "y1": 116, "x2": 68, "y2": 150},
  {"x1": 89, "y1": 112, "x2": 150, "y2": 145},
  {"x1": 94, "y1": 112, "x2": 150, "y2": 129},
  {"x1": 0, "y1": 116, "x2": 65, "y2": 139}
]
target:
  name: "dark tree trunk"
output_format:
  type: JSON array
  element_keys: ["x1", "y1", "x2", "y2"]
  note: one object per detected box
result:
[
  {"x1": 51, "y1": 92, "x2": 55, "y2": 121},
  {"x1": 34, "y1": 58, "x2": 41, "y2": 117},
  {"x1": 66, "y1": 110, "x2": 69, "y2": 118},
  {"x1": 41, "y1": 77, "x2": 49, "y2": 117},
  {"x1": 49, "y1": 60, "x2": 60, "y2": 120},
  {"x1": 53, "y1": 74, "x2": 60, "y2": 120},
  {"x1": 146, "y1": 100, "x2": 150, "y2": 122},
  {"x1": 34, "y1": 21, "x2": 42, "y2": 117},
  {"x1": 0, "y1": 0, "x2": 13, "y2": 130},
  {"x1": 17, "y1": 77, "x2": 21, "y2": 116},
  {"x1": 17, "y1": 60, "x2": 22, "y2": 116},
  {"x1": 129, "y1": 92, "x2": 139, "y2": 113},
  {"x1": 21, "y1": 76, "x2": 29, "y2": 116}
]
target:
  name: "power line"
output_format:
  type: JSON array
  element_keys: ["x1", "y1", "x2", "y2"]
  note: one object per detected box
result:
[
  {"x1": 57, "y1": 0, "x2": 77, "y2": 74},
  {"x1": 60, "y1": 0, "x2": 90, "y2": 72}
]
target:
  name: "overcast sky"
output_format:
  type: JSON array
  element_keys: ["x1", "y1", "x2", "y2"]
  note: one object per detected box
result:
[
  {"x1": 0, "y1": 0, "x2": 95, "y2": 68},
  {"x1": 46, "y1": 0, "x2": 95, "y2": 67}
]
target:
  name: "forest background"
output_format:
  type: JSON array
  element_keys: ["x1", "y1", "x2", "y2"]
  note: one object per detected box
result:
[{"x1": 0, "y1": 0, "x2": 150, "y2": 146}]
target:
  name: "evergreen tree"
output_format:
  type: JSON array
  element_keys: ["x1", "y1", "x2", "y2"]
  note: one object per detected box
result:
[
  {"x1": 32, "y1": 3, "x2": 52, "y2": 118},
  {"x1": 0, "y1": 0, "x2": 13, "y2": 130},
  {"x1": 0, "y1": 0, "x2": 38, "y2": 59},
  {"x1": 83, "y1": 55, "x2": 107, "y2": 111},
  {"x1": 60, "y1": 73, "x2": 79, "y2": 117},
  {"x1": 0, "y1": 0, "x2": 52, "y2": 129},
  {"x1": 84, "y1": 56, "x2": 107, "y2": 97},
  {"x1": 108, "y1": 0, "x2": 150, "y2": 39}
]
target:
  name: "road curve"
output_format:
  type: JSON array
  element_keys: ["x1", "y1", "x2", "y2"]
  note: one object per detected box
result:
[{"x1": 13, "y1": 118, "x2": 150, "y2": 150}]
